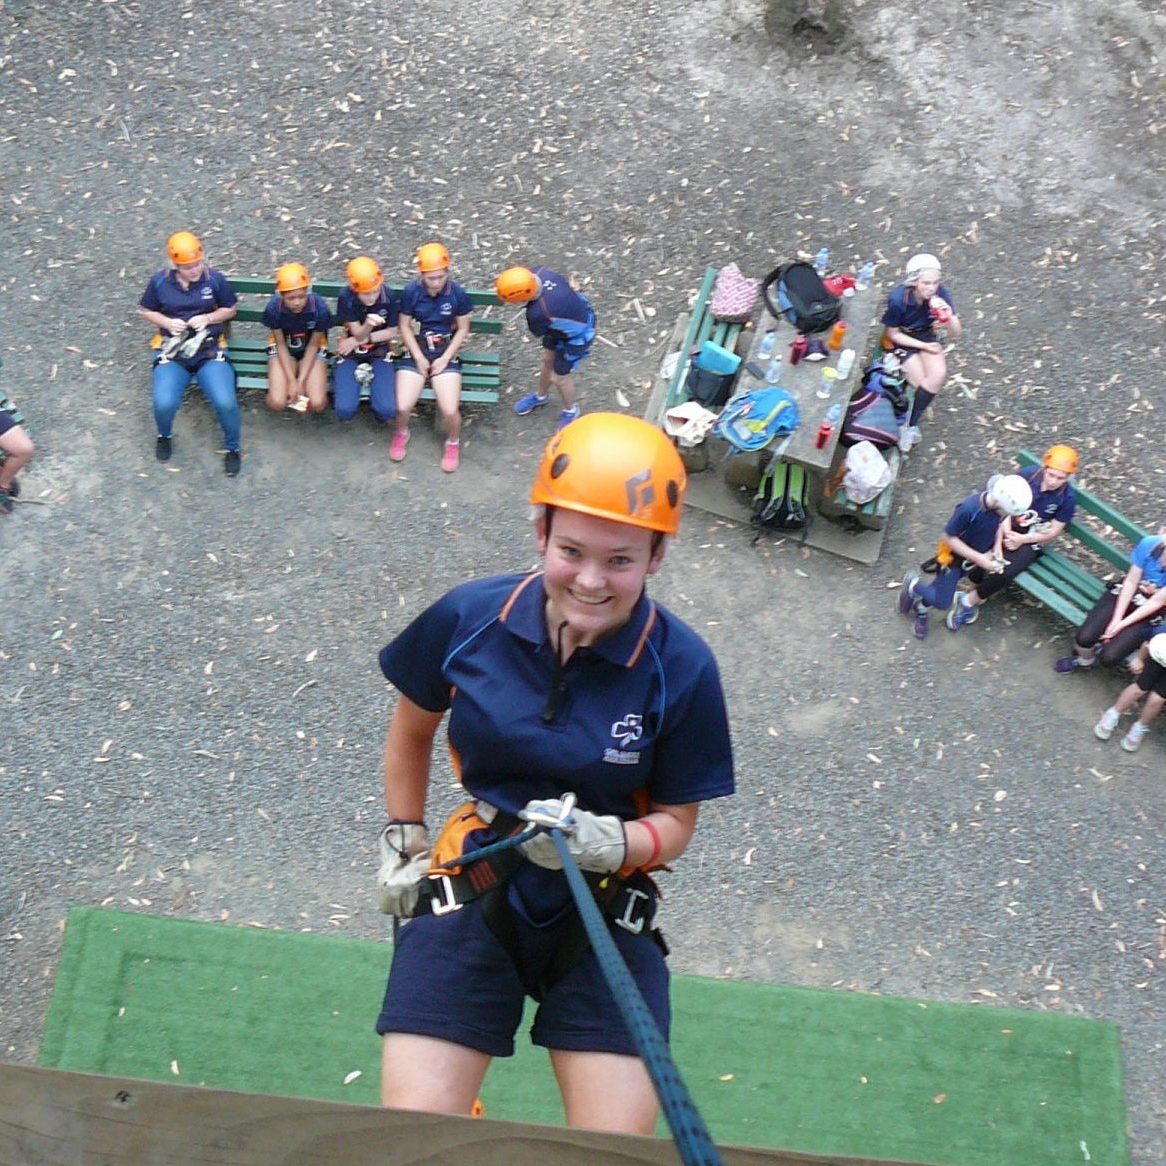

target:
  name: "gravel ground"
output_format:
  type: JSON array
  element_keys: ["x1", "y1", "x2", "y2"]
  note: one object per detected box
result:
[{"x1": 1, "y1": 0, "x2": 1163, "y2": 1160}]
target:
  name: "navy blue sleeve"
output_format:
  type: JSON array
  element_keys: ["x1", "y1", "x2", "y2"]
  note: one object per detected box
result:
[
  {"x1": 651, "y1": 650, "x2": 735, "y2": 805},
  {"x1": 881, "y1": 285, "x2": 908, "y2": 329},
  {"x1": 944, "y1": 494, "x2": 980, "y2": 539},
  {"x1": 261, "y1": 295, "x2": 281, "y2": 330},
  {"x1": 210, "y1": 270, "x2": 238, "y2": 308},
  {"x1": 139, "y1": 271, "x2": 165, "y2": 311},
  {"x1": 379, "y1": 593, "x2": 462, "y2": 713},
  {"x1": 453, "y1": 283, "x2": 474, "y2": 318},
  {"x1": 399, "y1": 282, "x2": 420, "y2": 319},
  {"x1": 336, "y1": 289, "x2": 360, "y2": 324}
]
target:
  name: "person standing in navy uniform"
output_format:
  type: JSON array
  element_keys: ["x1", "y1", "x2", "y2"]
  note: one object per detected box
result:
[
  {"x1": 948, "y1": 445, "x2": 1080, "y2": 631},
  {"x1": 373, "y1": 413, "x2": 734, "y2": 1133},
  {"x1": 881, "y1": 251, "x2": 962, "y2": 455},
  {"x1": 898, "y1": 473, "x2": 1033, "y2": 639},
  {"x1": 263, "y1": 262, "x2": 332, "y2": 415},
  {"x1": 137, "y1": 231, "x2": 241, "y2": 476},
  {"x1": 334, "y1": 256, "x2": 399, "y2": 425},
  {"x1": 392, "y1": 242, "x2": 473, "y2": 473},
  {"x1": 496, "y1": 265, "x2": 597, "y2": 432}
]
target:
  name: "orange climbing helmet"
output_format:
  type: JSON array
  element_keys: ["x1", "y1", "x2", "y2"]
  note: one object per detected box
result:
[
  {"x1": 1042, "y1": 444, "x2": 1079, "y2": 475},
  {"x1": 167, "y1": 231, "x2": 204, "y2": 265},
  {"x1": 496, "y1": 266, "x2": 540, "y2": 304},
  {"x1": 346, "y1": 256, "x2": 383, "y2": 294},
  {"x1": 275, "y1": 262, "x2": 311, "y2": 293},
  {"x1": 416, "y1": 242, "x2": 451, "y2": 273},
  {"x1": 531, "y1": 413, "x2": 687, "y2": 536}
]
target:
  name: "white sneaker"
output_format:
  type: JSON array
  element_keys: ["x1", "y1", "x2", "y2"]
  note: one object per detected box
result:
[
  {"x1": 1120, "y1": 722, "x2": 1149, "y2": 752},
  {"x1": 897, "y1": 424, "x2": 921, "y2": 454},
  {"x1": 1093, "y1": 708, "x2": 1120, "y2": 741}
]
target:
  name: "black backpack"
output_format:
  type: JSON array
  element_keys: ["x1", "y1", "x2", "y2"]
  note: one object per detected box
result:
[
  {"x1": 751, "y1": 456, "x2": 811, "y2": 544},
  {"x1": 762, "y1": 262, "x2": 841, "y2": 335}
]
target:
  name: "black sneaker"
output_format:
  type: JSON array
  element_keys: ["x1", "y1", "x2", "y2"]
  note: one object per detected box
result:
[
  {"x1": 4, "y1": 478, "x2": 20, "y2": 498},
  {"x1": 155, "y1": 435, "x2": 173, "y2": 462},
  {"x1": 224, "y1": 450, "x2": 241, "y2": 477}
]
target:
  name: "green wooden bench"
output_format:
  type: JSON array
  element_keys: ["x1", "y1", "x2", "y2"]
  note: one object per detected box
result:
[
  {"x1": 818, "y1": 445, "x2": 903, "y2": 531},
  {"x1": 1011, "y1": 448, "x2": 1151, "y2": 626},
  {"x1": 223, "y1": 277, "x2": 503, "y2": 405},
  {"x1": 645, "y1": 266, "x2": 753, "y2": 427}
]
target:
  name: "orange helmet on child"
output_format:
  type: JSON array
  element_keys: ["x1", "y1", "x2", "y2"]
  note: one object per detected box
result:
[
  {"x1": 496, "y1": 266, "x2": 540, "y2": 304},
  {"x1": 416, "y1": 242, "x2": 451, "y2": 273},
  {"x1": 275, "y1": 262, "x2": 311, "y2": 293},
  {"x1": 167, "y1": 231, "x2": 204, "y2": 265},
  {"x1": 1042, "y1": 444, "x2": 1079, "y2": 474},
  {"x1": 346, "y1": 256, "x2": 383, "y2": 294},
  {"x1": 530, "y1": 413, "x2": 687, "y2": 536}
]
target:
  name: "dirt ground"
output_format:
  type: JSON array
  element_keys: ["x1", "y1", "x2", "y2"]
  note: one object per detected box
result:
[{"x1": 1, "y1": 0, "x2": 1163, "y2": 1160}]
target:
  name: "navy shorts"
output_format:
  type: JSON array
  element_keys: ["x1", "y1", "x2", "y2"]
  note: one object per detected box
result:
[
  {"x1": 396, "y1": 356, "x2": 461, "y2": 375},
  {"x1": 0, "y1": 411, "x2": 15, "y2": 438},
  {"x1": 375, "y1": 894, "x2": 669, "y2": 1058},
  {"x1": 1136, "y1": 658, "x2": 1166, "y2": 698},
  {"x1": 538, "y1": 333, "x2": 592, "y2": 377}
]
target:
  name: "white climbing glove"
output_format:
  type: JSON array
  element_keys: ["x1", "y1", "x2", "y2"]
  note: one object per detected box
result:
[
  {"x1": 376, "y1": 822, "x2": 430, "y2": 917},
  {"x1": 519, "y1": 795, "x2": 627, "y2": 874}
]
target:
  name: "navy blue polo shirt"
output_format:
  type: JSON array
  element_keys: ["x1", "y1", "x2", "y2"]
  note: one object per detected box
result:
[
  {"x1": 139, "y1": 267, "x2": 237, "y2": 341},
  {"x1": 399, "y1": 278, "x2": 473, "y2": 346},
  {"x1": 1016, "y1": 464, "x2": 1076, "y2": 530},
  {"x1": 881, "y1": 281, "x2": 956, "y2": 342},
  {"x1": 525, "y1": 267, "x2": 595, "y2": 343},
  {"x1": 336, "y1": 286, "x2": 400, "y2": 360},
  {"x1": 379, "y1": 572, "x2": 734, "y2": 821},
  {"x1": 262, "y1": 292, "x2": 333, "y2": 359},
  {"x1": 945, "y1": 493, "x2": 1004, "y2": 554}
]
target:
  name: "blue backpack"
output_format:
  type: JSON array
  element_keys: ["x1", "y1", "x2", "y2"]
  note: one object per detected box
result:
[{"x1": 713, "y1": 387, "x2": 801, "y2": 453}]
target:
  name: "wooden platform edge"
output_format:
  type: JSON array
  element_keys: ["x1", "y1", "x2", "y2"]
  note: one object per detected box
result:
[{"x1": 0, "y1": 1063, "x2": 925, "y2": 1166}]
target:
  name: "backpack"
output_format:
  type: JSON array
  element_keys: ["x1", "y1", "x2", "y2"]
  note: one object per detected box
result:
[
  {"x1": 713, "y1": 387, "x2": 800, "y2": 453},
  {"x1": 751, "y1": 457, "x2": 811, "y2": 542},
  {"x1": 841, "y1": 388, "x2": 900, "y2": 449},
  {"x1": 762, "y1": 262, "x2": 842, "y2": 334}
]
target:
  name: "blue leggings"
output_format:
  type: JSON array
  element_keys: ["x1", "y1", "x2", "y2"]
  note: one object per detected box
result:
[
  {"x1": 152, "y1": 358, "x2": 240, "y2": 451},
  {"x1": 333, "y1": 358, "x2": 397, "y2": 422},
  {"x1": 915, "y1": 566, "x2": 964, "y2": 612}
]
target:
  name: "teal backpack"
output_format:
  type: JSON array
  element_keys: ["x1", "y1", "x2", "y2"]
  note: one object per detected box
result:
[
  {"x1": 713, "y1": 386, "x2": 800, "y2": 453},
  {"x1": 751, "y1": 457, "x2": 811, "y2": 543}
]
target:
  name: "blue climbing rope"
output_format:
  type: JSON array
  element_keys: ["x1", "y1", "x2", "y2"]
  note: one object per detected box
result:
[{"x1": 550, "y1": 828, "x2": 724, "y2": 1166}]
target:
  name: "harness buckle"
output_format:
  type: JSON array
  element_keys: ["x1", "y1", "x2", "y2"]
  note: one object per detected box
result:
[
  {"x1": 612, "y1": 886, "x2": 651, "y2": 935},
  {"x1": 427, "y1": 873, "x2": 463, "y2": 916}
]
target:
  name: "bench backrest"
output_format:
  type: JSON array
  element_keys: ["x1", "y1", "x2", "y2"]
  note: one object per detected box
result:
[
  {"x1": 225, "y1": 277, "x2": 503, "y2": 335},
  {"x1": 1017, "y1": 448, "x2": 1151, "y2": 571}
]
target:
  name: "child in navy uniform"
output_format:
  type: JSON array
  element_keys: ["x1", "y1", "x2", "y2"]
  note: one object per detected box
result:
[
  {"x1": 881, "y1": 252, "x2": 962, "y2": 454},
  {"x1": 496, "y1": 265, "x2": 597, "y2": 431},
  {"x1": 898, "y1": 473, "x2": 1033, "y2": 640},
  {"x1": 334, "y1": 256, "x2": 399, "y2": 425},
  {"x1": 1055, "y1": 534, "x2": 1166, "y2": 672},
  {"x1": 1093, "y1": 631, "x2": 1166, "y2": 752},
  {"x1": 948, "y1": 445, "x2": 1079, "y2": 631},
  {"x1": 137, "y1": 231, "x2": 241, "y2": 476},
  {"x1": 392, "y1": 242, "x2": 474, "y2": 473},
  {"x1": 263, "y1": 262, "x2": 332, "y2": 415},
  {"x1": 374, "y1": 414, "x2": 734, "y2": 1133}
]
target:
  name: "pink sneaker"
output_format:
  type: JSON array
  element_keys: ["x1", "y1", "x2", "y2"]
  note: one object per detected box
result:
[
  {"x1": 441, "y1": 440, "x2": 460, "y2": 473},
  {"x1": 389, "y1": 429, "x2": 410, "y2": 462}
]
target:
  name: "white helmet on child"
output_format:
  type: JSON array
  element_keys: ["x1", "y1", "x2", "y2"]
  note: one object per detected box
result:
[
  {"x1": 985, "y1": 473, "x2": 1033, "y2": 517},
  {"x1": 1149, "y1": 633, "x2": 1166, "y2": 668},
  {"x1": 906, "y1": 253, "x2": 941, "y2": 283}
]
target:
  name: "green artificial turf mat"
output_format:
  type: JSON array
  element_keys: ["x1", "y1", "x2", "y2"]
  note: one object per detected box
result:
[{"x1": 39, "y1": 908, "x2": 1128, "y2": 1165}]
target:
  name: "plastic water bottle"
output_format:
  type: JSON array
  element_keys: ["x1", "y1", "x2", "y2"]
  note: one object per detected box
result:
[
  {"x1": 765, "y1": 354, "x2": 782, "y2": 383},
  {"x1": 824, "y1": 401, "x2": 842, "y2": 424},
  {"x1": 855, "y1": 261, "x2": 875, "y2": 291},
  {"x1": 836, "y1": 348, "x2": 856, "y2": 380},
  {"x1": 757, "y1": 330, "x2": 777, "y2": 359},
  {"x1": 814, "y1": 247, "x2": 830, "y2": 276}
]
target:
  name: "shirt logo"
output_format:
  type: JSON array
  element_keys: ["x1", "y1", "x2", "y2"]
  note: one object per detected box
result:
[
  {"x1": 611, "y1": 714, "x2": 642, "y2": 746},
  {"x1": 603, "y1": 714, "x2": 643, "y2": 766}
]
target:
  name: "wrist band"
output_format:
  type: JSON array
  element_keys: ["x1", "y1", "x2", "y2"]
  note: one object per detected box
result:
[{"x1": 639, "y1": 818, "x2": 662, "y2": 867}]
